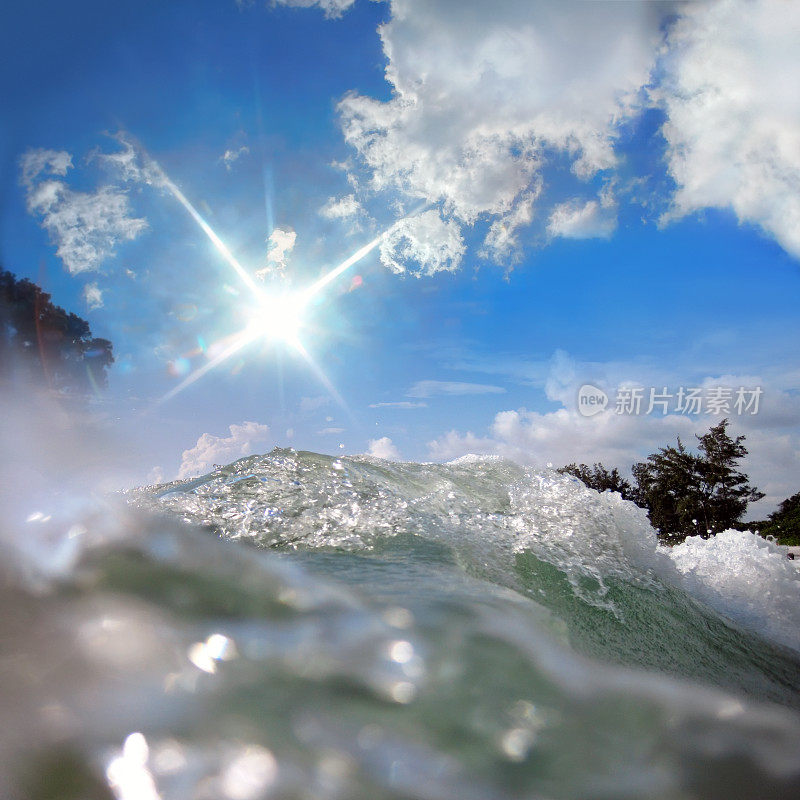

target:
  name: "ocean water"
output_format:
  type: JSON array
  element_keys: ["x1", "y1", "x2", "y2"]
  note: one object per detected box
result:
[{"x1": 2, "y1": 448, "x2": 800, "y2": 800}]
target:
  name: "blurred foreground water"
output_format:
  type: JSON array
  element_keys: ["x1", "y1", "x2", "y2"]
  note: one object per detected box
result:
[{"x1": 2, "y1": 449, "x2": 800, "y2": 799}]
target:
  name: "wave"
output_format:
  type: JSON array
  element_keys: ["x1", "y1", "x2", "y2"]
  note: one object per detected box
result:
[{"x1": 1, "y1": 448, "x2": 799, "y2": 799}]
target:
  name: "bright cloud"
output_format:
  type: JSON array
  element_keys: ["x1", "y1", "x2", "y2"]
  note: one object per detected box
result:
[
  {"x1": 330, "y1": 0, "x2": 800, "y2": 269},
  {"x1": 83, "y1": 282, "x2": 104, "y2": 309},
  {"x1": 547, "y1": 197, "x2": 617, "y2": 240},
  {"x1": 319, "y1": 193, "x2": 362, "y2": 220},
  {"x1": 379, "y1": 210, "x2": 465, "y2": 275},
  {"x1": 368, "y1": 436, "x2": 401, "y2": 460},
  {"x1": 407, "y1": 380, "x2": 506, "y2": 398},
  {"x1": 660, "y1": 0, "x2": 800, "y2": 258},
  {"x1": 20, "y1": 147, "x2": 147, "y2": 274},
  {"x1": 257, "y1": 228, "x2": 297, "y2": 280},
  {"x1": 338, "y1": 0, "x2": 662, "y2": 272},
  {"x1": 426, "y1": 352, "x2": 800, "y2": 519},
  {"x1": 178, "y1": 421, "x2": 271, "y2": 479}
]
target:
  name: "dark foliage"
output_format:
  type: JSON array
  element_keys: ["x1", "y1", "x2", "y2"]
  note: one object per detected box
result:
[
  {"x1": 557, "y1": 462, "x2": 635, "y2": 501},
  {"x1": 748, "y1": 491, "x2": 800, "y2": 546},
  {"x1": 632, "y1": 419, "x2": 763, "y2": 543},
  {"x1": 0, "y1": 269, "x2": 113, "y2": 395}
]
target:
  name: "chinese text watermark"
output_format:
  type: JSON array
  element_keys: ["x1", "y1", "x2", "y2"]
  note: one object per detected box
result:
[{"x1": 577, "y1": 384, "x2": 762, "y2": 418}]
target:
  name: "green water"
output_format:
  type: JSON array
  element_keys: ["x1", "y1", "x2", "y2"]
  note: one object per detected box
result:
[{"x1": 2, "y1": 449, "x2": 800, "y2": 799}]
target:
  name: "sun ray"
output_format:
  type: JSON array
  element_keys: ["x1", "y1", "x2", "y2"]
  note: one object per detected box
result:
[
  {"x1": 158, "y1": 328, "x2": 258, "y2": 405},
  {"x1": 301, "y1": 233, "x2": 384, "y2": 302},
  {"x1": 156, "y1": 171, "x2": 262, "y2": 295},
  {"x1": 292, "y1": 339, "x2": 350, "y2": 414}
]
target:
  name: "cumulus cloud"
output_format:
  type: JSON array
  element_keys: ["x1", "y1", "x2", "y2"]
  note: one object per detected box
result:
[
  {"x1": 326, "y1": 0, "x2": 800, "y2": 268},
  {"x1": 20, "y1": 148, "x2": 147, "y2": 274},
  {"x1": 257, "y1": 227, "x2": 297, "y2": 280},
  {"x1": 367, "y1": 436, "x2": 401, "y2": 460},
  {"x1": 407, "y1": 380, "x2": 506, "y2": 398},
  {"x1": 338, "y1": 0, "x2": 662, "y2": 272},
  {"x1": 380, "y1": 210, "x2": 465, "y2": 275},
  {"x1": 178, "y1": 421, "x2": 271, "y2": 479},
  {"x1": 426, "y1": 352, "x2": 800, "y2": 518},
  {"x1": 272, "y1": 0, "x2": 355, "y2": 18},
  {"x1": 83, "y1": 282, "x2": 104, "y2": 309},
  {"x1": 661, "y1": 0, "x2": 800, "y2": 258}
]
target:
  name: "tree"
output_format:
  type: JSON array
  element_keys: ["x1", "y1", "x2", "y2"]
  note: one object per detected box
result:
[
  {"x1": 0, "y1": 269, "x2": 114, "y2": 395},
  {"x1": 558, "y1": 462, "x2": 635, "y2": 501},
  {"x1": 632, "y1": 419, "x2": 763, "y2": 543},
  {"x1": 748, "y1": 491, "x2": 800, "y2": 546}
]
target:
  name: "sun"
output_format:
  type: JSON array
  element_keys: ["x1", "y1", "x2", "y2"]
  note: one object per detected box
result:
[{"x1": 246, "y1": 290, "x2": 307, "y2": 346}]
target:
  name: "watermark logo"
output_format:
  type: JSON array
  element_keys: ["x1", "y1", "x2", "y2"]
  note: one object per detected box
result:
[
  {"x1": 575, "y1": 385, "x2": 763, "y2": 417},
  {"x1": 577, "y1": 384, "x2": 609, "y2": 417}
]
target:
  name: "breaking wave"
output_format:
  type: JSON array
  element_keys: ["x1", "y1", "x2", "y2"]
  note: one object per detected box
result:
[{"x1": 2, "y1": 448, "x2": 800, "y2": 799}]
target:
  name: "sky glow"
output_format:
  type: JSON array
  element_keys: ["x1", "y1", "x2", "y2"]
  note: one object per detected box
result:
[{"x1": 3, "y1": 0, "x2": 799, "y2": 514}]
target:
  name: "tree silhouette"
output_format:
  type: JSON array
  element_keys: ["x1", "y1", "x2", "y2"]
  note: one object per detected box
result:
[
  {"x1": 557, "y1": 462, "x2": 635, "y2": 501},
  {"x1": 632, "y1": 419, "x2": 763, "y2": 542},
  {"x1": 0, "y1": 269, "x2": 114, "y2": 395}
]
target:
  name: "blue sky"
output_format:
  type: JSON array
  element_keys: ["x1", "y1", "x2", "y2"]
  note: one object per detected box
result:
[{"x1": 2, "y1": 0, "x2": 799, "y2": 515}]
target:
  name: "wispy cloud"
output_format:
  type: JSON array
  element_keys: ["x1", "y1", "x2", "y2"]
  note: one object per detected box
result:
[
  {"x1": 272, "y1": 0, "x2": 355, "y2": 19},
  {"x1": 220, "y1": 145, "x2": 250, "y2": 171},
  {"x1": 407, "y1": 380, "x2": 506, "y2": 398},
  {"x1": 319, "y1": 193, "x2": 362, "y2": 221},
  {"x1": 300, "y1": 395, "x2": 330, "y2": 414},
  {"x1": 369, "y1": 401, "x2": 427, "y2": 409},
  {"x1": 20, "y1": 147, "x2": 147, "y2": 274}
]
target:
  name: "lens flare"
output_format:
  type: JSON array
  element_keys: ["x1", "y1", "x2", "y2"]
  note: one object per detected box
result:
[{"x1": 246, "y1": 291, "x2": 306, "y2": 345}]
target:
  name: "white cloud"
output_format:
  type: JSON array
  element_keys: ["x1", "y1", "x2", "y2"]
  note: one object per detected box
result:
[
  {"x1": 661, "y1": 0, "x2": 800, "y2": 258},
  {"x1": 338, "y1": 0, "x2": 662, "y2": 272},
  {"x1": 547, "y1": 197, "x2": 616, "y2": 240},
  {"x1": 178, "y1": 422, "x2": 271, "y2": 479},
  {"x1": 369, "y1": 401, "x2": 427, "y2": 409},
  {"x1": 83, "y1": 282, "x2": 104, "y2": 309},
  {"x1": 257, "y1": 227, "x2": 297, "y2": 280},
  {"x1": 19, "y1": 149, "x2": 72, "y2": 186},
  {"x1": 482, "y1": 189, "x2": 539, "y2": 262},
  {"x1": 92, "y1": 134, "x2": 165, "y2": 187},
  {"x1": 318, "y1": 427, "x2": 345, "y2": 435},
  {"x1": 272, "y1": 0, "x2": 355, "y2": 18},
  {"x1": 368, "y1": 436, "x2": 401, "y2": 460},
  {"x1": 145, "y1": 466, "x2": 164, "y2": 485},
  {"x1": 407, "y1": 380, "x2": 506, "y2": 398},
  {"x1": 319, "y1": 193, "x2": 363, "y2": 220},
  {"x1": 20, "y1": 146, "x2": 148, "y2": 274},
  {"x1": 221, "y1": 145, "x2": 250, "y2": 171},
  {"x1": 425, "y1": 353, "x2": 800, "y2": 519},
  {"x1": 380, "y1": 210, "x2": 465, "y2": 275}
]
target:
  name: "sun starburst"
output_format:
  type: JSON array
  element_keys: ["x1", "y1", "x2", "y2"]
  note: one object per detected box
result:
[{"x1": 151, "y1": 156, "x2": 394, "y2": 408}]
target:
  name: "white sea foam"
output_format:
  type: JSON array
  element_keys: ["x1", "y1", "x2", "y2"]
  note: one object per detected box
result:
[{"x1": 669, "y1": 529, "x2": 800, "y2": 653}]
